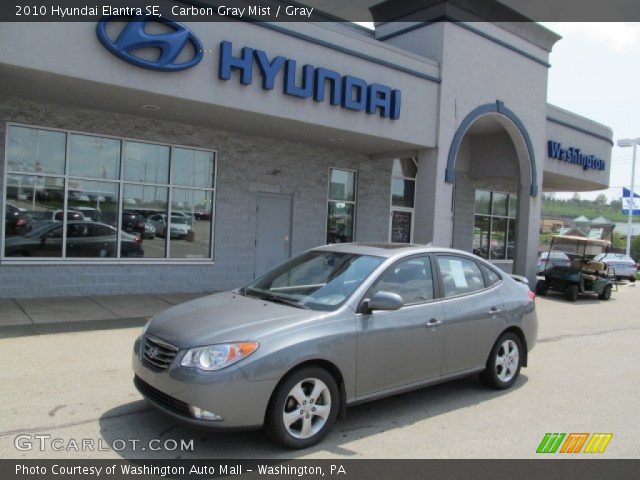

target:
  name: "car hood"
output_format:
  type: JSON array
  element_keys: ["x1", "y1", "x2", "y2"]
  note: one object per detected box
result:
[{"x1": 146, "y1": 291, "x2": 324, "y2": 348}]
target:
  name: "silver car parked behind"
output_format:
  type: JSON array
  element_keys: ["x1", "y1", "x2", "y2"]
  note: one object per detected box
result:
[{"x1": 133, "y1": 243, "x2": 537, "y2": 449}]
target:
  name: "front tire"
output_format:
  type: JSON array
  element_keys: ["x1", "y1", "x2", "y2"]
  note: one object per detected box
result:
[
  {"x1": 265, "y1": 367, "x2": 339, "y2": 449},
  {"x1": 480, "y1": 332, "x2": 523, "y2": 390}
]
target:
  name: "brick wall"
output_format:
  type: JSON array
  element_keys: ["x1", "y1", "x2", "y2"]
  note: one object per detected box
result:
[{"x1": 0, "y1": 97, "x2": 392, "y2": 298}]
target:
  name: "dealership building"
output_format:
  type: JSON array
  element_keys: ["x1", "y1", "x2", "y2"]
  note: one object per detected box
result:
[{"x1": 0, "y1": 1, "x2": 613, "y2": 298}]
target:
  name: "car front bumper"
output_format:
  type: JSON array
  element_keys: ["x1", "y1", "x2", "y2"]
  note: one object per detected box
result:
[{"x1": 132, "y1": 336, "x2": 276, "y2": 430}]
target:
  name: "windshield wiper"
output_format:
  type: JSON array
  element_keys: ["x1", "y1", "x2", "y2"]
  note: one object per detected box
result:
[{"x1": 245, "y1": 289, "x2": 308, "y2": 309}]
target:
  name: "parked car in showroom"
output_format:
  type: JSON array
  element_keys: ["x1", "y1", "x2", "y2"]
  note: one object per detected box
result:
[
  {"x1": 4, "y1": 221, "x2": 143, "y2": 258},
  {"x1": 536, "y1": 251, "x2": 571, "y2": 274},
  {"x1": 133, "y1": 243, "x2": 536, "y2": 449},
  {"x1": 593, "y1": 253, "x2": 638, "y2": 282}
]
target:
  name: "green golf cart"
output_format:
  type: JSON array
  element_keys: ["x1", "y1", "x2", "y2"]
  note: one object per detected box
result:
[{"x1": 535, "y1": 235, "x2": 615, "y2": 302}]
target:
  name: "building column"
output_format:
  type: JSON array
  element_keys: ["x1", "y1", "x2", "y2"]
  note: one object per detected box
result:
[
  {"x1": 513, "y1": 183, "x2": 541, "y2": 283},
  {"x1": 413, "y1": 147, "x2": 454, "y2": 247}
]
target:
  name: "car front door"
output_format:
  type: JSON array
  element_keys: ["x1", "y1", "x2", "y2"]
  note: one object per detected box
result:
[
  {"x1": 356, "y1": 255, "x2": 445, "y2": 397},
  {"x1": 436, "y1": 255, "x2": 505, "y2": 375}
]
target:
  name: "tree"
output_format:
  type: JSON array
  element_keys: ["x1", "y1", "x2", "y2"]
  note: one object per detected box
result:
[
  {"x1": 595, "y1": 193, "x2": 607, "y2": 206},
  {"x1": 571, "y1": 192, "x2": 581, "y2": 202},
  {"x1": 611, "y1": 199, "x2": 622, "y2": 211}
]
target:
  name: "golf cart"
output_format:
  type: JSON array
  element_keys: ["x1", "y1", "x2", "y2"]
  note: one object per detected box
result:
[{"x1": 535, "y1": 235, "x2": 615, "y2": 302}]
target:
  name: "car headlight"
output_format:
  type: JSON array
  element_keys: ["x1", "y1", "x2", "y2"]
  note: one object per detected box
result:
[{"x1": 180, "y1": 342, "x2": 259, "y2": 371}]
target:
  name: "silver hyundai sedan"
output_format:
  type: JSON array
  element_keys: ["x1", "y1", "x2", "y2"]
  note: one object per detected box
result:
[{"x1": 133, "y1": 243, "x2": 537, "y2": 449}]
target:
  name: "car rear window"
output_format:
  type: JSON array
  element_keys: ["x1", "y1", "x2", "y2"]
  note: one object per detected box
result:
[{"x1": 437, "y1": 256, "x2": 486, "y2": 297}]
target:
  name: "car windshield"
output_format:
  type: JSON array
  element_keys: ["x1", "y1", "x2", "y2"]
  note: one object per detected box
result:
[
  {"x1": 242, "y1": 251, "x2": 384, "y2": 311},
  {"x1": 545, "y1": 252, "x2": 567, "y2": 259},
  {"x1": 170, "y1": 216, "x2": 189, "y2": 225}
]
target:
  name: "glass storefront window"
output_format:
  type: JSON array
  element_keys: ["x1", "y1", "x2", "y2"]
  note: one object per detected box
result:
[
  {"x1": 172, "y1": 148, "x2": 215, "y2": 188},
  {"x1": 327, "y1": 202, "x2": 355, "y2": 244},
  {"x1": 68, "y1": 134, "x2": 121, "y2": 180},
  {"x1": 473, "y1": 216, "x2": 490, "y2": 259},
  {"x1": 66, "y1": 180, "x2": 119, "y2": 258},
  {"x1": 4, "y1": 174, "x2": 65, "y2": 257},
  {"x1": 123, "y1": 184, "x2": 168, "y2": 258},
  {"x1": 328, "y1": 169, "x2": 356, "y2": 202},
  {"x1": 390, "y1": 157, "x2": 417, "y2": 243},
  {"x1": 492, "y1": 192, "x2": 508, "y2": 217},
  {"x1": 7, "y1": 126, "x2": 66, "y2": 175},
  {"x1": 391, "y1": 178, "x2": 415, "y2": 208},
  {"x1": 474, "y1": 190, "x2": 517, "y2": 261},
  {"x1": 508, "y1": 195, "x2": 518, "y2": 218},
  {"x1": 327, "y1": 169, "x2": 356, "y2": 244},
  {"x1": 392, "y1": 157, "x2": 417, "y2": 178},
  {"x1": 123, "y1": 141, "x2": 170, "y2": 184},
  {"x1": 3, "y1": 125, "x2": 216, "y2": 262},
  {"x1": 474, "y1": 190, "x2": 491, "y2": 215},
  {"x1": 489, "y1": 217, "x2": 507, "y2": 260},
  {"x1": 170, "y1": 189, "x2": 213, "y2": 259},
  {"x1": 391, "y1": 211, "x2": 412, "y2": 243}
]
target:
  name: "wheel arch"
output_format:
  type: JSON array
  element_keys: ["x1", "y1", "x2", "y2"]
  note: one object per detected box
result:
[
  {"x1": 499, "y1": 326, "x2": 528, "y2": 367},
  {"x1": 265, "y1": 359, "x2": 348, "y2": 422}
]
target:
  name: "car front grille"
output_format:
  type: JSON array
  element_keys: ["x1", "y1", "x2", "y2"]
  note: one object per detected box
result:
[
  {"x1": 134, "y1": 376, "x2": 191, "y2": 417},
  {"x1": 142, "y1": 335, "x2": 179, "y2": 372}
]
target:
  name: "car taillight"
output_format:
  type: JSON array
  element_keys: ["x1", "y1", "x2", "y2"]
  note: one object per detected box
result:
[
  {"x1": 134, "y1": 236, "x2": 142, "y2": 243},
  {"x1": 16, "y1": 218, "x2": 25, "y2": 226},
  {"x1": 527, "y1": 290, "x2": 536, "y2": 302}
]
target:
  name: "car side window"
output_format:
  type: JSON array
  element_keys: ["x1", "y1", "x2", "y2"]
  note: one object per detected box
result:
[
  {"x1": 479, "y1": 263, "x2": 501, "y2": 287},
  {"x1": 437, "y1": 256, "x2": 486, "y2": 297},
  {"x1": 370, "y1": 256, "x2": 434, "y2": 305},
  {"x1": 67, "y1": 223, "x2": 92, "y2": 238}
]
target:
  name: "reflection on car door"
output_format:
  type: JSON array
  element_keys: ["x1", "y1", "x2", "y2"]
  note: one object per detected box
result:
[
  {"x1": 436, "y1": 255, "x2": 505, "y2": 375},
  {"x1": 356, "y1": 255, "x2": 445, "y2": 397}
]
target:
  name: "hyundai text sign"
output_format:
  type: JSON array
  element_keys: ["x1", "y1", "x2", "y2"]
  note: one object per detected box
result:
[
  {"x1": 547, "y1": 140, "x2": 605, "y2": 171},
  {"x1": 96, "y1": 16, "x2": 402, "y2": 120}
]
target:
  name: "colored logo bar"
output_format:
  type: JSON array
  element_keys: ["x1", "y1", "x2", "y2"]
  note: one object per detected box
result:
[{"x1": 537, "y1": 433, "x2": 613, "y2": 454}]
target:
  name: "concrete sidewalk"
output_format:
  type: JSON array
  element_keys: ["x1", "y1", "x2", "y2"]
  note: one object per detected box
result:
[{"x1": 0, "y1": 292, "x2": 210, "y2": 328}]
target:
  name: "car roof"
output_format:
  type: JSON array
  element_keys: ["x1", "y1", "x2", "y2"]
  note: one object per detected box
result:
[{"x1": 313, "y1": 242, "x2": 476, "y2": 259}]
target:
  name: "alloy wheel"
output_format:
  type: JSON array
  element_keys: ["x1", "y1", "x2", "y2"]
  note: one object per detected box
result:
[
  {"x1": 495, "y1": 339, "x2": 519, "y2": 383},
  {"x1": 282, "y1": 378, "x2": 331, "y2": 439}
]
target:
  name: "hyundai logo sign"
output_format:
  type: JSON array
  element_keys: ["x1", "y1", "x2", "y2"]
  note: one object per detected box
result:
[
  {"x1": 96, "y1": 15, "x2": 203, "y2": 71},
  {"x1": 96, "y1": 16, "x2": 401, "y2": 119}
]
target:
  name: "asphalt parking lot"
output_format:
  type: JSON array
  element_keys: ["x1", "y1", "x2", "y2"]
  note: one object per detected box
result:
[{"x1": 1, "y1": 283, "x2": 638, "y2": 459}]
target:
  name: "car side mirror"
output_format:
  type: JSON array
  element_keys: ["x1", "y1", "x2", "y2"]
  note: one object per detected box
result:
[{"x1": 364, "y1": 291, "x2": 404, "y2": 312}]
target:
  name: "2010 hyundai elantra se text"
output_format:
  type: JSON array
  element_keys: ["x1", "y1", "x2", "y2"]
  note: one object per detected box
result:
[{"x1": 133, "y1": 243, "x2": 537, "y2": 448}]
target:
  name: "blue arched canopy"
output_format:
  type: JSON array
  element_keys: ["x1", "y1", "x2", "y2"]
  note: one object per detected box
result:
[{"x1": 444, "y1": 100, "x2": 538, "y2": 197}]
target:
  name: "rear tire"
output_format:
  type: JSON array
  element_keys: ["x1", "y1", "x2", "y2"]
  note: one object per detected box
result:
[
  {"x1": 630, "y1": 276, "x2": 636, "y2": 283},
  {"x1": 599, "y1": 284, "x2": 612, "y2": 300},
  {"x1": 535, "y1": 280, "x2": 548, "y2": 296},
  {"x1": 565, "y1": 284, "x2": 579, "y2": 302},
  {"x1": 480, "y1": 332, "x2": 523, "y2": 390},
  {"x1": 265, "y1": 367, "x2": 339, "y2": 449}
]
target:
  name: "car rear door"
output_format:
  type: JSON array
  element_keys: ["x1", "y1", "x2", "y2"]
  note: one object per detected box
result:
[
  {"x1": 356, "y1": 255, "x2": 445, "y2": 397},
  {"x1": 435, "y1": 255, "x2": 505, "y2": 376}
]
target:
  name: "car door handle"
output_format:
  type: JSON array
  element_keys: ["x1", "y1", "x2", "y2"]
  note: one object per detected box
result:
[
  {"x1": 489, "y1": 307, "x2": 501, "y2": 315},
  {"x1": 426, "y1": 318, "x2": 442, "y2": 327}
]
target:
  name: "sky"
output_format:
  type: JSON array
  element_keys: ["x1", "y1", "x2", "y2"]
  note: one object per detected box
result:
[{"x1": 542, "y1": 22, "x2": 640, "y2": 202}]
